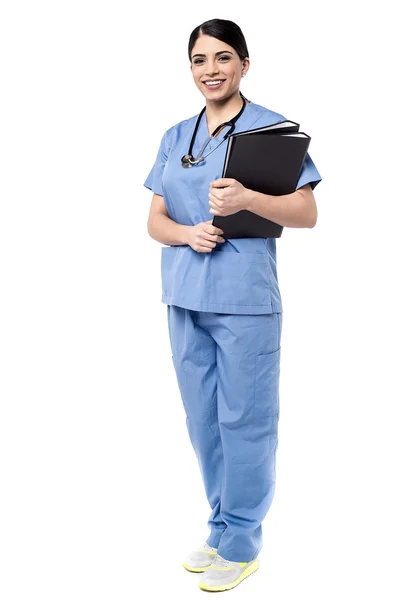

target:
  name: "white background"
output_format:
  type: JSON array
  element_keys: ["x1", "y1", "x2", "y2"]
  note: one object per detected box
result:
[{"x1": 1, "y1": 1, "x2": 398, "y2": 598}]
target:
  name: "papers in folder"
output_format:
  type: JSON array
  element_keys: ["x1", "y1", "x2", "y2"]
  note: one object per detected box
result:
[{"x1": 212, "y1": 120, "x2": 310, "y2": 239}]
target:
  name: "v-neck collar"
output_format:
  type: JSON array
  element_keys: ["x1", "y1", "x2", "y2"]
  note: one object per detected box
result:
[
  {"x1": 203, "y1": 100, "x2": 253, "y2": 137},
  {"x1": 194, "y1": 101, "x2": 255, "y2": 155}
]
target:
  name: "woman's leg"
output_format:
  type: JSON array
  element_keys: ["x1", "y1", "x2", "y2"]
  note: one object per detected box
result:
[
  {"x1": 196, "y1": 310, "x2": 282, "y2": 562},
  {"x1": 167, "y1": 305, "x2": 226, "y2": 548}
]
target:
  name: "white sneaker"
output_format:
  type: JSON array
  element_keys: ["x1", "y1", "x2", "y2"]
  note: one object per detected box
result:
[
  {"x1": 182, "y1": 542, "x2": 218, "y2": 572},
  {"x1": 199, "y1": 553, "x2": 259, "y2": 591}
]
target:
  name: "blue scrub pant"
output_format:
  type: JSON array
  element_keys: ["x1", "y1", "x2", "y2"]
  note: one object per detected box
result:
[{"x1": 167, "y1": 305, "x2": 282, "y2": 562}]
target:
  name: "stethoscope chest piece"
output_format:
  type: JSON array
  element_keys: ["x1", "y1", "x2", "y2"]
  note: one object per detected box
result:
[
  {"x1": 181, "y1": 154, "x2": 205, "y2": 168},
  {"x1": 181, "y1": 154, "x2": 193, "y2": 168}
]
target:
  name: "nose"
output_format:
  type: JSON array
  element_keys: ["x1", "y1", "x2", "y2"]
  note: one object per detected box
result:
[{"x1": 205, "y1": 59, "x2": 220, "y2": 76}]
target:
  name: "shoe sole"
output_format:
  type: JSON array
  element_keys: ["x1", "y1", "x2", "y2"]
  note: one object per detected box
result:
[
  {"x1": 198, "y1": 559, "x2": 259, "y2": 591},
  {"x1": 182, "y1": 562, "x2": 213, "y2": 573}
]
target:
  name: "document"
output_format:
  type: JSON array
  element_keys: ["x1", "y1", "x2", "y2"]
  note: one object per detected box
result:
[{"x1": 212, "y1": 120, "x2": 310, "y2": 238}]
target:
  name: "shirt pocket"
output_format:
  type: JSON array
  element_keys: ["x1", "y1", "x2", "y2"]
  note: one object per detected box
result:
[
  {"x1": 161, "y1": 246, "x2": 273, "y2": 310},
  {"x1": 203, "y1": 251, "x2": 272, "y2": 308}
]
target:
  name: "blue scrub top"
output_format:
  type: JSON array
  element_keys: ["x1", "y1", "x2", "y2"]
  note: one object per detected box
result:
[{"x1": 144, "y1": 100, "x2": 322, "y2": 315}]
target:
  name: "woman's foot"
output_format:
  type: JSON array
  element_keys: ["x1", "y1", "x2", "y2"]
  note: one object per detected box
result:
[
  {"x1": 198, "y1": 553, "x2": 259, "y2": 591},
  {"x1": 182, "y1": 542, "x2": 218, "y2": 572}
]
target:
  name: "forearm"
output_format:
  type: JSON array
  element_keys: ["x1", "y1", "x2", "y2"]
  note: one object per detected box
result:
[
  {"x1": 244, "y1": 188, "x2": 316, "y2": 228},
  {"x1": 148, "y1": 212, "x2": 190, "y2": 246}
]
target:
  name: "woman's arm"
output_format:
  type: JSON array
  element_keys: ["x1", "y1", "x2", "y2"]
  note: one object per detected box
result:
[
  {"x1": 244, "y1": 183, "x2": 318, "y2": 228},
  {"x1": 147, "y1": 193, "x2": 190, "y2": 246},
  {"x1": 209, "y1": 179, "x2": 318, "y2": 228}
]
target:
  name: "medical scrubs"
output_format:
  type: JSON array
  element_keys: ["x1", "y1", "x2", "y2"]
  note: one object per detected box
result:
[{"x1": 143, "y1": 99, "x2": 322, "y2": 562}]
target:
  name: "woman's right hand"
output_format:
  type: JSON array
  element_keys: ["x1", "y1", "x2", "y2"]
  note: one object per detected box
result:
[{"x1": 186, "y1": 220, "x2": 226, "y2": 253}]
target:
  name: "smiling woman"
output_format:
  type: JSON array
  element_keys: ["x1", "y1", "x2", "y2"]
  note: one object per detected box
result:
[
  {"x1": 192, "y1": 52, "x2": 234, "y2": 93},
  {"x1": 189, "y1": 30, "x2": 250, "y2": 135},
  {"x1": 143, "y1": 17, "x2": 322, "y2": 593}
]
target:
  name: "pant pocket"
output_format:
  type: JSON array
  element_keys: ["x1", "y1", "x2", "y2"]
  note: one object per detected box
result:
[{"x1": 253, "y1": 347, "x2": 281, "y2": 424}]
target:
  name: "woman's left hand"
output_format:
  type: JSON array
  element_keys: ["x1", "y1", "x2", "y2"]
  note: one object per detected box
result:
[{"x1": 208, "y1": 178, "x2": 249, "y2": 217}]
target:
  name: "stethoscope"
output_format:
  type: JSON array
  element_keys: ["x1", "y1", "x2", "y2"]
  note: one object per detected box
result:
[{"x1": 181, "y1": 91, "x2": 248, "y2": 168}]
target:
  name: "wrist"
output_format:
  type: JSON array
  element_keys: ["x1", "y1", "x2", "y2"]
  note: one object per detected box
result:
[
  {"x1": 179, "y1": 224, "x2": 190, "y2": 245},
  {"x1": 243, "y1": 187, "x2": 257, "y2": 212}
]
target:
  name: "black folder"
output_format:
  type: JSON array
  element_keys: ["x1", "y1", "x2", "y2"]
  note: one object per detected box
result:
[{"x1": 212, "y1": 120, "x2": 310, "y2": 239}]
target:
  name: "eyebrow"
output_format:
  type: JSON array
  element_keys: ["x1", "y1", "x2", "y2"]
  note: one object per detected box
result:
[{"x1": 192, "y1": 50, "x2": 233, "y2": 59}]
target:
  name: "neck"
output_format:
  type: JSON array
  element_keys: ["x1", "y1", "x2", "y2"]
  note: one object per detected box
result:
[{"x1": 205, "y1": 91, "x2": 248, "y2": 136}]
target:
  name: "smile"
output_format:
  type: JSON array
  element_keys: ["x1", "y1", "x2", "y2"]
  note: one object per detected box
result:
[{"x1": 203, "y1": 79, "x2": 226, "y2": 89}]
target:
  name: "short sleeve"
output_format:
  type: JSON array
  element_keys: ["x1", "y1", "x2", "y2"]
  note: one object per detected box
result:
[
  {"x1": 295, "y1": 152, "x2": 322, "y2": 191},
  {"x1": 143, "y1": 129, "x2": 170, "y2": 196}
]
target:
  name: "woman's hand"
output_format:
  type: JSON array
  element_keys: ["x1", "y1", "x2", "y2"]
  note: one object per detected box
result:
[
  {"x1": 186, "y1": 220, "x2": 225, "y2": 253},
  {"x1": 208, "y1": 178, "x2": 249, "y2": 217}
]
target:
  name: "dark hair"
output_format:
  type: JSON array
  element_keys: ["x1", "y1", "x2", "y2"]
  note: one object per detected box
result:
[{"x1": 188, "y1": 19, "x2": 249, "y2": 63}]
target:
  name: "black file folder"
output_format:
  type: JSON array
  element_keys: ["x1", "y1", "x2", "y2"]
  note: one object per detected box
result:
[{"x1": 212, "y1": 120, "x2": 311, "y2": 239}]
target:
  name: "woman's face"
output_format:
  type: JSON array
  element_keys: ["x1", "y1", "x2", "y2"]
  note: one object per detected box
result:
[{"x1": 190, "y1": 34, "x2": 249, "y2": 101}]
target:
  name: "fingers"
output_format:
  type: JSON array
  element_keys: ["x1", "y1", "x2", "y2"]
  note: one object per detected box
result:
[
  {"x1": 200, "y1": 238, "x2": 220, "y2": 249},
  {"x1": 191, "y1": 221, "x2": 225, "y2": 252},
  {"x1": 195, "y1": 235, "x2": 225, "y2": 252},
  {"x1": 205, "y1": 233, "x2": 225, "y2": 244},
  {"x1": 210, "y1": 178, "x2": 234, "y2": 188},
  {"x1": 205, "y1": 221, "x2": 224, "y2": 236}
]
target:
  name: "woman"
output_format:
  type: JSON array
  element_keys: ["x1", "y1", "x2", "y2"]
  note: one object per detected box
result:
[{"x1": 144, "y1": 19, "x2": 322, "y2": 592}]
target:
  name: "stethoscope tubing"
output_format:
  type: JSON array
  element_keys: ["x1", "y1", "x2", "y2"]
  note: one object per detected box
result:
[
  {"x1": 181, "y1": 92, "x2": 248, "y2": 168},
  {"x1": 188, "y1": 121, "x2": 235, "y2": 164}
]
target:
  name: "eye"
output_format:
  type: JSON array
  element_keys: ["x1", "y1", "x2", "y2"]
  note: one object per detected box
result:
[{"x1": 193, "y1": 55, "x2": 230, "y2": 64}]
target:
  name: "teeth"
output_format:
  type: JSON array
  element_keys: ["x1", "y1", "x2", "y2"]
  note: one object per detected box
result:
[{"x1": 204, "y1": 80, "x2": 223, "y2": 85}]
